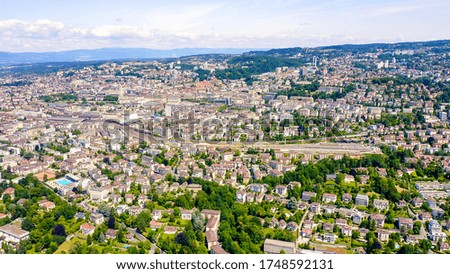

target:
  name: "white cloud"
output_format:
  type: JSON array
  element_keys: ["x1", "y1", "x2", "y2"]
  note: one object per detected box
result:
[{"x1": 0, "y1": 16, "x2": 448, "y2": 52}]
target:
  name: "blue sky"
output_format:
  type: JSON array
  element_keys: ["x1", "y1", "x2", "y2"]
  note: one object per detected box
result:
[{"x1": 0, "y1": 0, "x2": 449, "y2": 52}]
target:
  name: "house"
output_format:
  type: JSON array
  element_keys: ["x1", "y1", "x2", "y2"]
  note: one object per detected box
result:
[
  {"x1": 74, "y1": 212, "x2": 86, "y2": 220},
  {"x1": 432, "y1": 208, "x2": 445, "y2": 219},
  {"x1": 411, "y1": 197, "x2": 423, "y2": 207},
  {"x1": 322, "y1": 223, "x2": 334, "y2": 231},
  {"x1": 302, "y1": 220, "x2": 314, "y2": 229},
  {"x1": 371, "y1": 214, "x2": 386, "y2": 228},
  {"x1": 38, "y1": 200, "x2": 56, "y2": 211},
  {"x1": 420, "y1": 212, "x2": 433, "y2": 221},
  {"x1": 201, "y1": 209, "x2": 221, "y2": 220},
  {"x1": 246, "y1": 193, "x2": 255, "y2": 203},
  {"x1": 125, "y1": 194, "x2": 134, "y2": 204},
  {"x1": 323, "y1": 205, "x2": 337, "y2": 214},
  {"x1": 80, "y1": 223, "x2": 95, "y2": 235},
  {"x1": 141, "y1": 184, "x2": 151, "y2": 195},
  {"x1": 180, "y1": 209, "x2": 194, "y2": 220},
  {"x1": 90, "y1": 213, "x2": 104, "y2": 225},
  {"x1": 428, "y1": 220, "x2": 442, "y2": 234},
  {"x1": 353, "y1": 212, "x2": 363, "y2": 224},
  {"x1": 335, "y1": 218, "x2": 347, "y2": 227},
  {"x1": 89, "y1": 187, "x2": 109, "y2": 202},
  {"x1": 206, "y1": 230, "x2": 219, "y2": 250},
  {"x1": 378, "y1": 229, "x2": 389, "y2": 242},
  {"x1": 406, "y1": 235, "x2": 420, "y2": 245},
  {"x1": 430, "y1": 231, "x2": 447, "y2": 243},
  {"x1": 344, "y1": 174, "x2": 355, "y2": 183},
  {"x1": 397, "y1": 200, "x2": 408, "y2": 208},
  {"x1": 187, "y1": 184, "x2": 202, "y2": 194},
  {"x1": 309, "y1": 202, "x2": 321, "y2": 214},
  {"x1": 112, "y1": 194, "x2": 122, "y2": 204},
  {"x1": 206, "y1": 217, "x2": 219, "y2": 232},
  {"x1": 355, "y1": 194, "x2": 369, "y2": 207},
  {"x1": 302, "y1": 191, "x2": 317, "y2": 201},
  {"x1": 269, "y1": 218, "x2": 279, "y2": 228},
  {"x1": 427, "y1": 198, "x2": 437, "y2": 209},
  {"x1": 222, "y1": 152, "x2": 233, "y2": 161},
  {"x1": 0, "y1": 223, "x2": 29, "y2": 243},
  {"x1": 236, "y1": 190, "x2": 246, "y2": 203},
  {"x1": 398, "y1": 218, "x2": 414, "y2": 231},
  {"x1": 116, "y1": 204, "x2": 128, "y2": 215},
  {"x1": 210, "y1": 245, "x2": 229, "y2": 254},
  {"x1": 359, "y1": 228, "x2": 369, "y2": 238},
  {"x1": 341, "y1": 225, "x2": 352, "y2": 237},
  {"x1": 150, "y1": 220, "x2": 163, "y2": 230},
  {"x1": 322, "y1": 233, "x2": 337, "y2": 243},
  {"x1": 152, "y1": 209, "x2": 162, "y2": 221},
  {"x1": 263, "y1": 239, "x2": 296, "y2": 254},
  {"x1": 342, "y1": 193, "x2": 352, "y2": 203},
  {"x1": 274, "y1": 185, "x2": 287, "y2": 196},
  {"x1": 438, "y1": 241, "x2": 450, "y2": 251},
  {"x1": 16, "y1": 198, "x2": 27, "y2": 206},
  {"x1": 373, "y1": 199, "x2": 389, "y2": 211},
  {"x1": 278, "y1": 220, "x2": 287, "y2": 230},
  {"x1": 164, "y1": 226, "x2": 178, "y2": 234},
  {"x1": 255, "y1": 194, "x2": 264, "y2": 203},
  {"x1": 1, "y1": 187, "x2": 15, "y2": 200},
  {"x1": 105, "y1": 229, "x2": 117, "y2": 239},
  {"x1": 248, "y1": 184, "x2": 265, "y2": 194},
  {"x1": 287, "y1": 221, "x2": 299, "y2": 232},
  {"x1": 322, "y1": 193, "x2": 337, "y2": 203}
]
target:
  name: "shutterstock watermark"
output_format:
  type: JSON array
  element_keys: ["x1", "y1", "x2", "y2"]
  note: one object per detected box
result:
[{"x1": 100, "y1": 110, "x2": 350, "y2": 146}]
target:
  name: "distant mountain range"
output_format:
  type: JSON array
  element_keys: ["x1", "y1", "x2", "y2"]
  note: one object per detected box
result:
[
  {"x1": 0, "y1": 48, "x2": 261, "y2": 65},
  {"x1": 1, "y1": 39, "x2": 449, "y2": 66}
]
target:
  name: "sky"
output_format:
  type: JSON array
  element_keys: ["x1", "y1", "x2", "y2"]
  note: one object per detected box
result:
[{"x1": 0, "y1": 0, "x2": 449, "y2": 52}]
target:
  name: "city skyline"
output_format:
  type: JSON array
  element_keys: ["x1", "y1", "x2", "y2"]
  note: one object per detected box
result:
[{"x1": 0, "y1": 0, "x2": 449, "y2": 52}]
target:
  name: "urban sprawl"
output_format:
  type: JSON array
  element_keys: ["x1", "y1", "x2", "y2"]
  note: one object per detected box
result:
[{"x1": 1, "y1": 41, "x2": 450, "y2": 254}]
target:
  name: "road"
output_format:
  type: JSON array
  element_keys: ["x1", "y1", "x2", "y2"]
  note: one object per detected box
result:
[
  {"x1": 296, "y1": 209, "x2": 310, "y2": 246},
  {"x1": 406, "y1": 204, "x2": 428, "y2": 239}
]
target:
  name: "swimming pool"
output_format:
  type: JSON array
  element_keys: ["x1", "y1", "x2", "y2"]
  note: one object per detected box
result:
[{"x1": 56, "y1": 178, "x2": 73, "y2": 186}]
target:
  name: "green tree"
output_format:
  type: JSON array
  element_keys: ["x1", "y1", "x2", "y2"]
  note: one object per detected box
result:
[
  {"x1": 52, "y1": 224, "x2": 67, "y2": 237},
  {"x1": 135, "y1": 210, "x2": 152, "y2": 233}
]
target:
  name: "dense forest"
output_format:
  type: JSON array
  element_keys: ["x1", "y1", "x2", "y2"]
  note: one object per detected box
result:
[{"x1": 214, "y1": 56, "x2": 305, "y2": 84}]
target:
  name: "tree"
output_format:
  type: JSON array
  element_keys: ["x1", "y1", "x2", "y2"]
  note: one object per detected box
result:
[
  {"x1": 107, "y1": 216, "x2": 116, "y2": 229},
  {"x1": 21, "y1": 217, "x2": 35, "y2": 231},
  {"x1": 351, "y1": 230, "x2": 360, "y2": 240},
  {"x1": 335, "y1": 173, "x2": 345, "y2": 184},
  {"x1": 98, "y1": 203, "x2": 112, "y2": 217},
  {"x1": 287, "y1": 197, "x2": 298, "y2": 212},
  {"x1": 135, "y1": 210, "x2": 152, "y2": 233},
  {"x1": 52, "y1": 224, "x2": 67, "y2": 237},
  {"x1": 419, "y1": 239, "x2": 432, "y2": 253},
  {"x1": 23, "y1": 151, "x2": 34, "y2": 160},
  {"x1": 192, "y1": 213, "x2": 205, "y2": 232},
  {"x1": 175, "y1": 233, "x2": 189, "y2": 246},
  {"x1": 398, "y1": 244, "x2": 415, "y2": 254},
  {"x1": 116, "y1": 228, "x2": 126, "y2": 243},
  {"x1": 99, "y1": 233, "x2": 106, "y2": 243},
  {"x1": 87, "y1": 234, "x2": 93, "y2": 245},
  {"x1": 413, "y1": 221, "x2": 421, "y2": 235}
]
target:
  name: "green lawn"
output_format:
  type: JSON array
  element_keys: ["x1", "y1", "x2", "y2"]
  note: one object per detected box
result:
[{"x1": 55, "y1": 233, "x2": 85, "y2": 254}]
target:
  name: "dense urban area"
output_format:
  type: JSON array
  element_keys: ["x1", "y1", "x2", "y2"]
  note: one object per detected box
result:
[{"x1": 1, "y1": 40, "x2": 450, "y2": 254}]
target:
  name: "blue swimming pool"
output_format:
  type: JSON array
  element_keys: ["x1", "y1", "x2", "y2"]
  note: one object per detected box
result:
[{"x1": 56, "y1": 178, "x2": 73, "y2": 186}]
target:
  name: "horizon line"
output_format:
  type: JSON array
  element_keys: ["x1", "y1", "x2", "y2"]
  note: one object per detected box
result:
[{"x1": 1, "y1": 38, "x2": 450, "y2": 54}]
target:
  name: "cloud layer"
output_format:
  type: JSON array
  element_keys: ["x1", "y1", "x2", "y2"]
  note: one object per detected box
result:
[{"x1": 0, "y1": 1, "x2": 449, "y2": 52}]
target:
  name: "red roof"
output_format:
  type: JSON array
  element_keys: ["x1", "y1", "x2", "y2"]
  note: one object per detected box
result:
[
  {"x1": 80, "y1": 223, "x2": 94, "y2": 230},
  {"x1": 3, "y1": 187, "x2": 15, "y2": 195}
]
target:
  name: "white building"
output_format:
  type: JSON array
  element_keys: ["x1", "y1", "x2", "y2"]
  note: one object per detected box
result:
[{"x1": 0, "y1": 224, "x2": 30, "y2": 244}]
